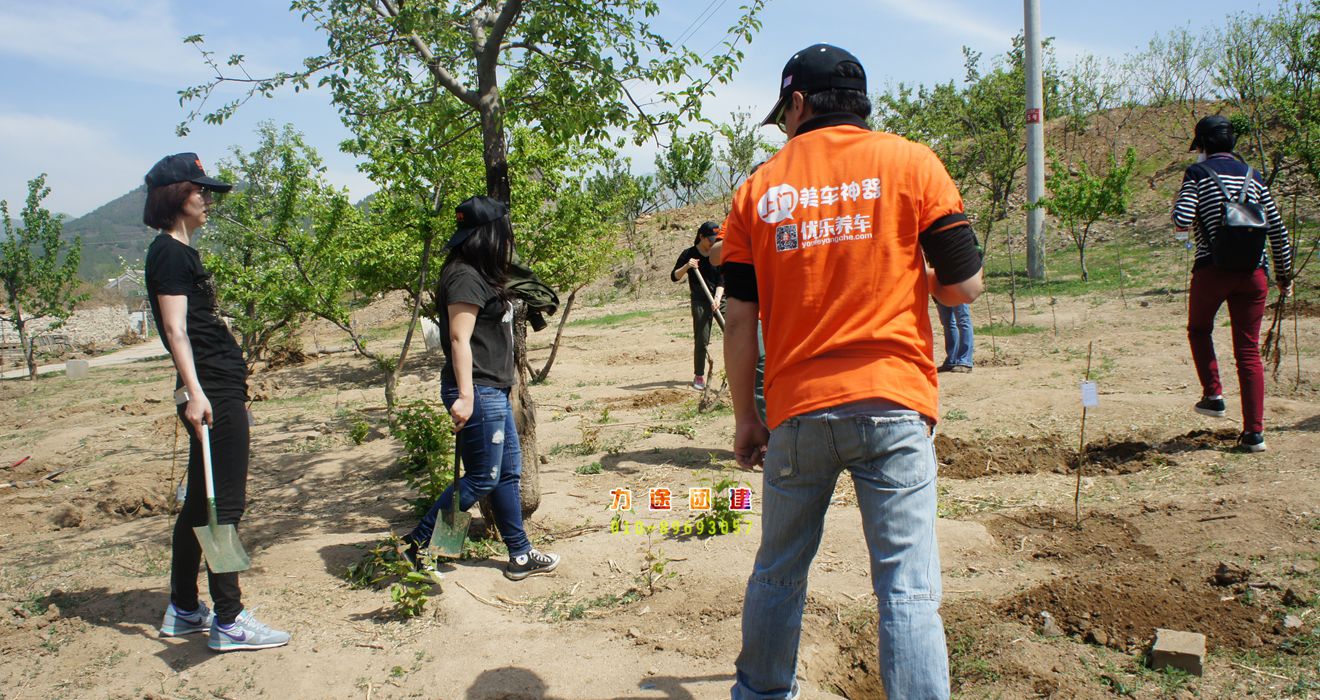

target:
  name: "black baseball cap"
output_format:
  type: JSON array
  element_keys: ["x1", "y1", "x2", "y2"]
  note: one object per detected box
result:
[
  {"x1": 698, "y1": 221, "x2": 721, "y2": 238},
  {"x1": 445, "y1": 195, "x2": 509, "y2": 251},
  {"x1": 1190, "y1": 115, "x2": 1234, "y2": 152},
  {"x1": 144, "y1": 153, "x2": 232, "y2": 192},
  {"x1": 761, "y1": 44, "x2": 867, "y2": 127}
]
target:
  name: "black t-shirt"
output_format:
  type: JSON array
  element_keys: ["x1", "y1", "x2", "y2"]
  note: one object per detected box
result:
[
  {"x1": 671, "y1": 246, "x2": 722, "y2": 300},
  {"x1": 145, "y1": 234, "x2": 247, "y2": 399},
  {"x1": 437, "y1": 261, "x2": 515, "y2": 388}
]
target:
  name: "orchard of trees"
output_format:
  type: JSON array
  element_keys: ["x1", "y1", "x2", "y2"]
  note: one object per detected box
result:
[{"x1": 4, "y1": 2, "x2": 1319, "y2": 490}]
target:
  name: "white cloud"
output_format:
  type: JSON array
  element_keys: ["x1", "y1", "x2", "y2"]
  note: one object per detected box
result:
[
  {"x1": 0, "y1": 112, "x2": 143, "y2": 216},
  {"x1": 0, "y1": 0, "x2": 202, "y2": 84},
  {"x1": 869, "y1": 0, "x2": 1109, "y2": 68}
]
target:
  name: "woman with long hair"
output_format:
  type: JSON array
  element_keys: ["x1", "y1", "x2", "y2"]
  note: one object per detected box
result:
[
  {"x1": 144, "y1": 153, "x2": 290, "y2": 651},
  {"x1": 404, "y1": 196, "x2": 559, "y2": 580}
]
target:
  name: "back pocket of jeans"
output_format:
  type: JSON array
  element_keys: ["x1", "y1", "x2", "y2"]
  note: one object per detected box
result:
[
  {"x1": 853, "y1": 416, "x2": 934, "y2": 489},
  {"x1": 765, "y1": 418, "x2": 799, "y2": 486}
]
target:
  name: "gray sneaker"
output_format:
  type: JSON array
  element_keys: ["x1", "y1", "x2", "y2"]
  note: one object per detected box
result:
[
  {"x1": 208, "y1": 609, "x2": 291, "y2": 652},
  {"x1": 159, "y1": 601, "x2": 213, "y2": 637}
]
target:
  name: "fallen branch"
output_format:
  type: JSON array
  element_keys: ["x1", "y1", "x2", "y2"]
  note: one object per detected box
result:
[
  {"x1": 1197, "y1": 514, "x2": 1238, "y2": 523},
  {"x1": 453, "y1": 580, "x2": 511, "y2": 610}
]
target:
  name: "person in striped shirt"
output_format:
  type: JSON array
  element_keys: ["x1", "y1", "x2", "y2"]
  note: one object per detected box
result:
[{"x1": 1171, "y1": 115, "x2": 1293, "y2": 452}]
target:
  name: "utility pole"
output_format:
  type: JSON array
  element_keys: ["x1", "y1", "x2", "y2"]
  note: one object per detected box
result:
[{"x1": 1024, "y1": 0, "x2": 1046, "y2": 280}]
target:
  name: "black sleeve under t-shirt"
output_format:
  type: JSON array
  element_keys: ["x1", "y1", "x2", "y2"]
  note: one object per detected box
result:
[
  {"x1": 144, "y1": 234, "x2": 247, "y2": 400},
  {"x1": 437, "y1": 261, "x2": 515, "y2": 388}
]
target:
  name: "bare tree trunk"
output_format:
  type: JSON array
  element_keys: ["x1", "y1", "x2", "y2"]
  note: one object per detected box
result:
[
  {"x1": 533, "y1": 287, "x2": 578, "y2": 384},
  {"x1": 511, "y1": 303, "x2": 540, "y2": 518},
  {"x1": 14, "y1": 304, "x2": 37, "y2": 381}
]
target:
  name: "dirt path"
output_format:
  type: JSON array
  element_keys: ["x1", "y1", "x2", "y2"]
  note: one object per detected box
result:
[
  {"x1": 2, "y1": 275, "x2": 1318, "y2": 699},
  {"x1": 0, "y1": 338, "x2": 169, "y2": 380}
]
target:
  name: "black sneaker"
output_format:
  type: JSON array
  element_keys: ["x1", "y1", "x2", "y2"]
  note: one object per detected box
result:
[
  {"x1": 1237, "y1": 431, "x2": 1266, "y2": 453},
  {"x1": 504, "y1": 549, "x2": 560, "y2": 581},
  {"x1": 1194, "y1": 397, "x2": 1227, "y2": 417}
]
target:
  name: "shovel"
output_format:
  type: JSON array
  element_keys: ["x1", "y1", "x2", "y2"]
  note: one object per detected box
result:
[
  {"x1": 193, "y1": 423, "x2": 251, "y2": 573},
  {"x1": 428, "y1": 440, "x2": 470, "y2": 558}
]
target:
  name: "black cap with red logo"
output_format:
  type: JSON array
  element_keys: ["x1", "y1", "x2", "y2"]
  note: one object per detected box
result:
[
  {"x1": 761, "y1": 44, "x2": 867, "y2": 127},
  {"x1": 144, "y1": 153, "x2": 233, "y2": 192},
  {"x1": 445, "y1": 195, "x2": 510, "y2": 251}
]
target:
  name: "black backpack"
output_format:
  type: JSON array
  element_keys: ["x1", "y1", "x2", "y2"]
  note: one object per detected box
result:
[{"x1": 1198, "y1": 164, "x2": 1268, "y2": 272}]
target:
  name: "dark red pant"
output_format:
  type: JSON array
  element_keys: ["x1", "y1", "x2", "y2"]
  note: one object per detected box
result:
[{"x1": 1187, "y1": 266, "x2": 1268, "y2": 433}]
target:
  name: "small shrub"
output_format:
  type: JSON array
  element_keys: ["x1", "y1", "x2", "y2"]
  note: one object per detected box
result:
[
  {"x1": 689, "y1": 475, "x2": 750, "y2": 538},
  {"x1": 344, "y1": 535, "x2": 437, "y2": 618},
  {"x1": 390, "y1": 401, "x2": 455, "y2": 516},
  {"x1": 349, "y1": 420, "x2": 370, "y2": 445}
]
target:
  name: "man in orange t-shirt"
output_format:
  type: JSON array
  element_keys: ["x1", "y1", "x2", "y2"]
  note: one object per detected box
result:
[{"x1": 721, "y1": 44, "x2": 983, "y2": 700}]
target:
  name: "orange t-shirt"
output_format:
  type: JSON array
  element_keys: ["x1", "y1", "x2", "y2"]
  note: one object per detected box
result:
[{"x1": 721, "y1": 121, "x2": 965, "y2": 429}]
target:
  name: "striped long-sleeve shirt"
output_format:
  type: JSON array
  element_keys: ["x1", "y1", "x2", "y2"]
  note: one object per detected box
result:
[{"x1": 1171, "y1": 153, "x2": 1292, "y2": 282}]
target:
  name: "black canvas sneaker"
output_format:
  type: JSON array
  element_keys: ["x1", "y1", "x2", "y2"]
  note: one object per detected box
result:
[{"x1": 505, "y1": 549, "x2": 560, "y2": 581}]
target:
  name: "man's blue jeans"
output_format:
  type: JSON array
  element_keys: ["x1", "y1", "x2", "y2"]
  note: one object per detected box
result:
[
  {"x1": 732, "y1": 403, "x2": 949, "y2": 700},
  {"x1": 408, "y1": 383, "x2": 531, "y2": 558},
  {"x1": 937, "y1": 302, "x2": 974, "y2": 368}
]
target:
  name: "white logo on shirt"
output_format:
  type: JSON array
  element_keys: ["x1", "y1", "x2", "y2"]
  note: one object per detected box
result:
[{"x1": 757, "y1": 184, "x2": 799, "y2": 224}]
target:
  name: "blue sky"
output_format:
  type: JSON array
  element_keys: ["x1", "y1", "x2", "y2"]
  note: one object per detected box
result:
[{"x1": 0, "y1": 0, "x2": 1286, "y2": 217}]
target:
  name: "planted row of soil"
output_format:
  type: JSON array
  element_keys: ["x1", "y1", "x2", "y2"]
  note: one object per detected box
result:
[{"x1": 935, "y1": 428, "x2": 1239, "y2": 479}]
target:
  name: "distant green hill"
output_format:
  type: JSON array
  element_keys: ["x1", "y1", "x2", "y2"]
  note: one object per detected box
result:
[{"x1": 62, "y1": 186, "x2": 151, "y2": 281}]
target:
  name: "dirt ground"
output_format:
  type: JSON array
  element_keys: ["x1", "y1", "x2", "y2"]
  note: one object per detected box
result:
[{"x1": 2, "y1": 260, "x2": 1319, "y2": 699}]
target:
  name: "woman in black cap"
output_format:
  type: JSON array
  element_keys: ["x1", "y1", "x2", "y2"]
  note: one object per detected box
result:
[
  {"x1": 671, "y1": 221, "x2": 725, "y2": 390},
  {"x1": 404, "y1": 195, "x2": 560, "y2": 581},
  {"x1": 1172, "y1": 116, "x2": 1293, "y2": 452},
  {"x1": 144, "y1": 153, "x2": 290, "y2": 651}
]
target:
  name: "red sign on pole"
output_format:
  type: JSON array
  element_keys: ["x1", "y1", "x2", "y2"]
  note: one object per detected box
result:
[{"x1": 1025, "y1": 108, "x2": 1041, "y2": 124}]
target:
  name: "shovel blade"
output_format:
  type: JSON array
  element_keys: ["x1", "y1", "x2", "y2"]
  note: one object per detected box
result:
[
  {"x1": 428, "y1": 510, "x2": 471, "y2": 558},
  {"x1": 194, "y1": 523, "x2": 251, "y2": 574}
]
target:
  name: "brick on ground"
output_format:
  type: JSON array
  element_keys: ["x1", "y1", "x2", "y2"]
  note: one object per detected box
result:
[{"x1": 1150, "y1": 628, "x2": 1206, "y2": 676}]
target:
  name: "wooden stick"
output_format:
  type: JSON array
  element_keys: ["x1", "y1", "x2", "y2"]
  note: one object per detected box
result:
[
  {"x1": 1076, "y1": 341, "x2": 1093, "y2": 528},
  {"x1": 453, "y1": 580, "x2": 510, "y2": 610},
  {"x1": 693, "y1": 275, "x2": 725, "y2": 331},
  {"x1": 1197, "y1": 514, "x2": 1238, "y2": 523}
]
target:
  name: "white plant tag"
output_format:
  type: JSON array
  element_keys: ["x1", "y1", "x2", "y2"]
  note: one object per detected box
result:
[
  {"x1": 1080, "y1": 381, "x2": 1099, "y2": 408},
  {"x1": 176, "y1": 484, "x2": 187, "y2": 503}
]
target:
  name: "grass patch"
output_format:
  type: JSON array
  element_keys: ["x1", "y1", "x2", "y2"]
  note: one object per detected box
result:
[
  {"x1": 570, "y1": 309, "x2": 657, "y2": 327},
  {"x1": 974, "y1": 322, "x2": 1046, "y2": 337},
  {"x1": 575, "y1": 462, "x2": 603, "y2": 475}
]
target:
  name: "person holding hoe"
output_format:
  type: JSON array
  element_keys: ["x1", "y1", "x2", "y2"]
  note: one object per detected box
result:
[
  {"x1": 1173, "y1": 115, "x2": 1293, "y2": 452},
  {"x1": 671, "y1": 221, "x2": 725, "y2": 390},
  {"x1": 144, "y1": 153, "x2": 290, "y2": 652},
  {"x1": 402, "y1": 196, "x2": 560, "y2": 581}
]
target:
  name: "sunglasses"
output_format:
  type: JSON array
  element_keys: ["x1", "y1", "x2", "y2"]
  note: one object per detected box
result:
[{"x1": 773, "y1": 102, "x2": 788, "y2": 134}]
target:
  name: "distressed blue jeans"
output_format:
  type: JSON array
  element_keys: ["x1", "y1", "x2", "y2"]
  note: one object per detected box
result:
[
  {"x1": 408, "y1": 383, "x2": 531, "y2": 558},
  {"x1": 937, "y1": 302, "x2": 974, "y2": 368},
  {"x1": 732, "y1": 402, "x2": 949, "y2": 700}
]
